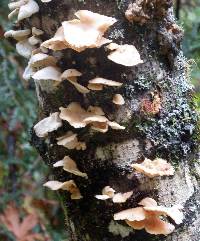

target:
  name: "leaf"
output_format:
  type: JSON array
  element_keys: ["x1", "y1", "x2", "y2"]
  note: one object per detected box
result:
[{"x1": 0, "y1": 203, "x2": 44, "y2": 241}]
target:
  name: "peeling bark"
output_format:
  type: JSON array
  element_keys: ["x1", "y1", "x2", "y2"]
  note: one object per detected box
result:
[{"x1": 14, "y1": 0, "x2": 199, "y2": 240}]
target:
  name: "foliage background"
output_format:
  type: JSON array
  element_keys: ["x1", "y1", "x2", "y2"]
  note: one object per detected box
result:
[{"x1": 0, "y1": 0, "x2": 199, "y2": 240}]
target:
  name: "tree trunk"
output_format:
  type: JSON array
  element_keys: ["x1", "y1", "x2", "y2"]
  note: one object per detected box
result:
[{"x1": 18, "y1": 0, "x2": 199, "y2": 240}]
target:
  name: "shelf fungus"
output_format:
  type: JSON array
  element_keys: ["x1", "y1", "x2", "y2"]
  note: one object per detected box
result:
[
  {"x1": 8, "y1": 0, "x2": 39, "y2": 21},
  {"x1": 34, "y1": 112, "x2": 62, "y2": 138},
  {"x1": 106, "y1": 43, "x2": 143, "y2": 67},
  {"x1": 42, "y1": 10, "x2": 117, "y2": 52},
  {"x1": 4, "y1": 29, "x2": 31, "y2": 41},
  {"x1": 53, "y1": 156, "x2": 88, "y2": 178},
  {"x1": 43, "y1": 180, "x2": 82, "y2": 200},
  {"x1": 87, "y1": 77, "x2": 122, "y2": 91},
  {"x1": 59, "y1": 102, "x2": 125, "y2": 132},
  {"x1": 61, "y1": 69, "x2": 90, "y2": 94},
  {"x1": 132, "y1": 158, "x2": 175, "y2": 178},
  {"x1": 56, "y1": 131, "x2": 86, "y2": 151},
  {"x1": 32, "y1": 66, "x2": 62, "y2": 84},
  {"x1": 95, "y1": 186, "x2": 133, "y2": 203},
  {"x1": 114, "y1": 197, "x2": 183, "y2": 235},
  {"x1": 112, "y1": 94, "x2": 125, "y2": 105}
]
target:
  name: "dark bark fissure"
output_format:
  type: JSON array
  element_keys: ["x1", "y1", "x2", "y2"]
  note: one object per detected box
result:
[{"x1": 23, "y1": 0, "x2": 200, "y2": 240}]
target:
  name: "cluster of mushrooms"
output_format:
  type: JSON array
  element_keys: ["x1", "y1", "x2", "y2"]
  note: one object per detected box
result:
[{"x1": 5, "y1": 0, "x2": 183, "y2": 236}]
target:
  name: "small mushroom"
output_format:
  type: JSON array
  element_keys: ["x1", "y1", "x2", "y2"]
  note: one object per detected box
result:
[
  {"x1": 107, "y1": 43, "x2": 143, "y2": 67},
  {"x1": 132, "y1": 158, "x2": 175, "y2": 178},
  {"x1": 61, "y1": 69, "x2": 90, "y2": 94},
  {"x1": 28, "y1": 36, "x2": 41, "y2": 45},
  {"x1": 30, "y1": 53, "x2": 57, "y2": 68},
  {"x1": 32, "y1": 27, "x2": 44, "y2": 36},
  {"x1": 88, "y1": 77, "x2": 122, "y2": 91},
  {"x1": 112, "y1": 94, "x2": 125, "y2": 105},
  {"x1": 95, "y1": 186, "x2": 133, "y2": 203},
  {"x1": 114, "y1": 207, "x2": 146, "y2": 222},
  {"x1": 43, "y1": 180, "x2": 82, "y2": 199},
  {"x1": 4, "y1": 29, "x2": 31, "y2": 41},
  {"x1": 33, "y1": 112, "x2": 62, "y2": 137},
  {"x1": 8, "y1": 0, "x2": 28, "y2": 10},
  {"x1": 16, "y1": 39, "x2": 35, "y2": 58},
  {"x1": 18, "y1": 0, "x2": 39, "y2": 21},
  {"x1": 56, "y1": 131, "x2": 86, "y2": 151},
  {"x1": 53, "y1": 156, "x2": 88, "y2": 178},
  {"x1": 32, "y1": 66, "x2": 62, "y2": 83}
]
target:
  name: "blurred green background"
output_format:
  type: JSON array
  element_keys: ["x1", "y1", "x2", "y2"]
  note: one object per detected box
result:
[{"x1": 0, "y1": 1, "x2": 199, "y2": 240}]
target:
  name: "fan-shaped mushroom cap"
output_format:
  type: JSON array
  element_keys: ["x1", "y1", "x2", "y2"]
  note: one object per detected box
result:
[
  {"x1": 41, "y1": 26, "x2": 68, "y2": 51},
  {"x1": 16, "y1": 39, "x2": 35, "y2": 58},
  {"x1": 53, "y1": 156, "x2": 88, "y2": 178},
  {"x1": 32, "y1": 27, "x2": 44, "y2": 36},
  {"x1": 132, "y1": 158, "x2": 175, "y2": 178},
  {"x1": 30, "y1": 53, "x2": 57, "y2": 68},
  {"x1": 114, "y1": 207, "x2": 146, "y2": 222},
  {"x1": 138, "y1": 197, "x2": 157, "y2": 207},
  {"x1": 61, "y1": 10, "x2": 116, "y2": 52},
  {"x1": 32, "y1": 66, "x2": 61, "y2": 83},
  {"x1": 112, "y1": 94, "x2": 125, "y2": 105},
  {"x1": 61, "y1": 69, "x2": 89, "y2": 94},
  {"x1": 87, "y1": 83, "x2": 103, "y2": 91},
  {"x1": 107, "y1": 43, "x2": 143, "y2": 67},
  {"x1": 108, "y1": 121, "x2": 125, "y2": 130},
  {"x1": 88, "y1": 106, "x2": 105, "y2": 116},
  {"x1": 34, "y1": 112, "x2": 62, "y2": 137},
  {"x1": 28, "y1": 36, "x2": 41, "y2": 45},
  {"x1": 18, "y1": 0, "x2": 39, "y2": 21},
  {"x1": 4, "y1": 29, "x2": 31, "y2": 41},
  {"x1": 112, "y1": 191, "x2": 133, "y2": 203},
  {"x1": 8, "y1": 0, "x2": 28, "y2": 10},
  {"x1": 144, "y1": 206, "x2": 184, "y2": 225},
  {"x1": 41, "y1": 0, "x2": 52, "y2": 2},
  {"x1": 56, "y1": 131, "x2": 86, "y2": 151},
  {"x1": 95, "y1": 186, "x2": 116, "y2": 200},
  {"x1": 88, "y1": 77, "x2": 122, "y2": 87},
  {"x1": 43, "y1": 180, "x2": 82, "y2": 199}
]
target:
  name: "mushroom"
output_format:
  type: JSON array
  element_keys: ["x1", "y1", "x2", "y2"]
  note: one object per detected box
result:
[
  {"x1": 62, "y1": 10, "x2": 116, "y2": 52},
  {"x1": 95, "y1": 186, "x2": 133, "y2": 203},
  {"x1": 16, "y1": 39, "x2": 35, "y2": 58},
  {"x1": 18, "y1": 0, "x2": 39, "y2": 21},
  {"x1": 56, "y1": 131, "x2": 86, "y2": 151},
  {"x1": 33, "y1": 112, "x2": 62, "y2": 138},
  {"x1": 61, "y1": 69, "x2": 90, "y2": 94},
  {"x1": 4, "y1": 29, "x2": 31, "y2": 41},
  {"x1": 28, "y1": 36, "x2": 41, "y2": 45},
  {"x1": 53, "y1": 156, "x2": 88, "y2": 178},
  {"x1": 8, "y1": 0, "x2": 28, "y2": 10},
  {"x1": 8, "y1": 8, "x2": 20, "y2": 20},
  {"x1": 132, "y1": 158, "x2": 175, "y2": 178},
  {"x1": 112, "y1": 94, "x2": 125, "y2": 105},
  {"x1": 114, "y1": 197, "x2": 183, "y2": 235},
  {"x1": 32, "y1": 66, "x2": 62, "y2": 83},
  {"x1": 88, "y1": 77, "x2": 122, "y2": 91},
  {"x1": 30, "y1": 53, "x2": 57, "y2": 68},
  {"x1": 106, "y1": 43, "x2": 143, "y2": 67},
  {"x1": 43, "y1": 180, "x2": 82, "y2": 199},
  {"x1": 32, "y1": 27, "x2": 44, "y2": 36}
]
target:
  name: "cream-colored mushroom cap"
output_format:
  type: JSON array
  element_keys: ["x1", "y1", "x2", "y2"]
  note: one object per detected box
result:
[
  {"x1": 18, "y1": 0, "x2": 39, "y2": 21},
  {"x1": 8, "y1": 0, "x2": 28, "y2": 10},
  {"x1": 32, "y1": 66, "x2": 62, "y2": 83},
  {"x1": 132, "y1": 158, "x2": 175, "y2": 178},
  {"x1": 33, "y1": 112, "x2": 62, "y2": 137},
  {"x1": 112, "y1": 191, "x2": 133, "y2": 203},
  {"x1": 114, "y1": 207, "x2": 146, "y2": 222},
  {"x1": 4, "y1": 29, "x2": 31, "y2": 41},
  {"x1": 43, "y1": 180, "x2": 82, "y2": 199},
  {"x1": 112, "y1": 94, "x2": 125, "y2": 105},
  {"x1": 53, "y1": 156, "x2": 88, "y2": 178},
  {"x1": 32, "y1": 27, "x2": 44, "y2": 36},
  {"x1": 16, "y1": 39, "x2": 35, "y2": 58},
  {"x1": 28, "y1": 36, "x2": 41, "y2": 45},
  {"x1": 30, "y1": 53, "x2": 57, "y2": 68},
  {"x1": 107, "y1": 43, "x2": 143, "y2": 67},
  {"x1": 88, "y1": 77, "x2": 122, "y2": 87},
  {"x1": 41, "y1": 26, "x2": 68, "y2": 51}
]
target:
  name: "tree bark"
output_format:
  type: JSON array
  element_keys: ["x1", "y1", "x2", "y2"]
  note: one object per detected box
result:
[{"x1": 19, "y1": 0, "x2": 199, "y2": 240}]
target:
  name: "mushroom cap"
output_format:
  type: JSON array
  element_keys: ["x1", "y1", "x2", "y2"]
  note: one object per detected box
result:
[
  {"x1": 28, "y1": 36, "x2": 41, "y2": 45},
  {"x1": 32, "y1": 66, "x2": 61, "y2": 82},
  {"x1": 138, "y1": 197, "x2": 158, "y2": 207},
  {"x1": 112, "y1": 191, "x2": 133, "y2": 203},
  {"x1": 88, "y1": 77, "x2": 122, "y2": 87},
  {"x1": 4, "y1": 29, "x2": 31, "y2": 41},
  {"x1": 107, "y1": 43, "x2": 143, "y2": 67},
  {"x1": 53, "y1": 156, "x2": 88, "y2": 178},
  {"x1": 33, "y1": 112, "x2": 62, "y2": 138},
  {"x1": 16, "y1": 39, "x2": 35, "y2": 58},
  {"x1": 32, "y1": 27, "x2": 44, "y2": 36},
  {"x1": 108, "y1": 121, "x2": 125, "y2": 130},
  {"x1": 114, "y1": 207, "x2": 146, "y2": 222},
  {"x1": 87, "y1": 83, "x2": 104, "y2": 91},
  {"x1": 112, "y1": 94, "x2": 125, "y2": 105},
  {"x1": 18, "y1": 0, "x2": 39, "y2": 21},
  {"x1": 30, "y1": 53, "x2": 57, "y2": 68},
  {"x1": 132, "y1": 158, "x2": 175, "y2": 178},
  {"x1": 8, "y1": 0, "x2": 28, "y2": 10}
]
